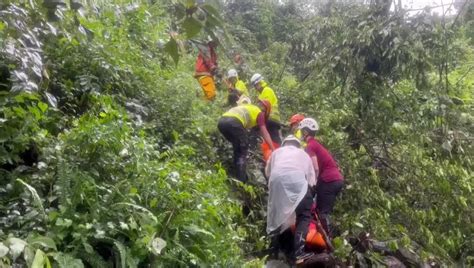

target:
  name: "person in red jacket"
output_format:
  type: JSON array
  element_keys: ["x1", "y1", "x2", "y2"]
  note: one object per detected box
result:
[
  {"x1": 194, "y1": 39, "x2": 218, "y2": 101},
  {"x1": 298, "y1": 118, "x2": 344, "y2": 237}
]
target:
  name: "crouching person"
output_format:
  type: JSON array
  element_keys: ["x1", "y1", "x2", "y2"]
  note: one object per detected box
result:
[{"x1": 265, "y1": 135, "x2": 316, "y2": 264}]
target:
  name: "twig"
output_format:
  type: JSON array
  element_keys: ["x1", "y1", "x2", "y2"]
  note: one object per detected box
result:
[
  {"x1": 455, "y1": 65, "x2": 474, "y2": 86},
  {"x1": 313, "y1": 210, "x2": 334, "y2": 252},
  {"x1": 450, "y1": 0, "x2": 471, "y2": 29},
  {"x1": 159, "y1": 208, "x2": 176, "y2": 237}
]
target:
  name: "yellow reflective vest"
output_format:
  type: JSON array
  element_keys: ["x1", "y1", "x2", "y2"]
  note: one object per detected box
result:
[
  {"x1": 257, "y1": 81, "x2": 280, "y2": 122},
  {"x1": 294, "y1": 129, "x2": 307, "y2": 148},
  {"x1": 223, "y1": 104, "x2": 262, "y2": 129},
  {"x1": 235, "y1": 80, "x2": 249, "y2": 96}
]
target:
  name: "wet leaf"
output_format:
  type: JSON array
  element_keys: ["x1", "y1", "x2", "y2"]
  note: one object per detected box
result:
[
  {"x1": 164, "y1": 38, "x2": 179, "y2": 64},
  {"x1": 182, "y1": 16, "x2": 202, "y2": 38},
  {"x1": 29, "y1": 236, "x2": 57, "y2": 251},
  {"x1": 6, "y1": 237, "x2": 27, "y2": 260},
  {"x1": 150, "y1": 237, "x2": 166, "y2": 255},
  {"x1": 45, "y1": 92, "x2": 57, "y2": 108},
  {"x1": 53, "y1": 253, "x2": 84, "y2": 268},
  {"x1": 0, "y1": 243, "x2": 9, "y2": 258}
]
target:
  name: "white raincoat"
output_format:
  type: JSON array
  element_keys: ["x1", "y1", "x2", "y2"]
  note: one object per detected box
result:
[{"x1": 265, "y1": 145, "x2": 316, "y2": 234}]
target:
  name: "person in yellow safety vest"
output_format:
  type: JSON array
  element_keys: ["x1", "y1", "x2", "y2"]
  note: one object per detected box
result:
[
  {"x1": 250, "y1": 73, "x2": 282, "y2": 145},
  {"x1": 226, "y1": 69, "x2": 249, "y2": 106},
  {"x1": 289, "y1": 113, "x2": 306, "y2": 147},
  {"x1": 217, "y1": 100, "x2": 275, "y2": 182},
  {"x1": 227, "y1": 69, "x2": 249, "y2": 96}
]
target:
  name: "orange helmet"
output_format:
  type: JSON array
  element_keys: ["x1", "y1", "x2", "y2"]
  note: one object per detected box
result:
[
  {"x1": 259, "y1": 100, "x2": 271, "y2": 118},
  {"x1": 289, "y1": 113, "x2": 305, "y2": 126}
]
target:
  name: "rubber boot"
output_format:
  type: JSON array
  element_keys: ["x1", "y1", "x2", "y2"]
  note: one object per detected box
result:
[
  {"x1": 269, "y1": 233, "x2": 280, "y2": 260},
  {"x1": 235, "y1": 163, "x2": 247, "y2": 183},
  {"x1": 294, "y1": 233, "x2": 314, "y2": 264}
]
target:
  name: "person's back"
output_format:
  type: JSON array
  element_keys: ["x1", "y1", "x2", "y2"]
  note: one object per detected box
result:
[
  {"x1": 194, "y1": 43, "x2": 217, "y2": 76},
  {"x1": 251, "y1": 73, "x2": 282, "y2": 145},
  {"x1": 268, "y1": 146, "x2": 315, "y2": 187},
  {"x1": 258, "y1": 82, "x2": 280, "y2": 122},
  {"x1": 305, "y1": 137, "x2": 343, "y2": 183}
]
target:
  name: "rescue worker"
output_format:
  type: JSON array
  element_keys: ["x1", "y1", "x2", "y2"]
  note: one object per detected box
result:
[
  {"x1": 298, "y1": 118, "x2": 344, "y2": 237},
  {"x1": 250, "y1": 73, "x2": 282, "y2": 144},
  {"x1": 250, "y1": 73, "x2": 281, "y2": 162},
  {"x1": 217, "y1": 100, "x2": 275, "y2": 183},
  {"x1": 265, "y1": 135, "x2": 316, "y2": 264},
  {"x1": 194, "y1": 38, "x2": 218, "y2": 101},
  {"x1": 225, "y1": 69, "x2": 249, "y2": 106},
  {"x1": 289, "y1": 113, "x2": 305, "y2": 142}
]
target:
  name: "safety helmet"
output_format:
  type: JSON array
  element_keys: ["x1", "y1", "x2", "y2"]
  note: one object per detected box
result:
[
  {"x1": 237, "y1": 95, "x2": 251, "y2": 105},
  {"x1": 289, "y1": 113, "x2": 305, "y2": 126},
  {"x1": 250, "y1": 73, "x2": 264, "y2": 86},
  {"x1": 227, "y1": 69, "x2": 238, "y2": 78},
  {"x1": 298, "y1": 118, "x2": 319, "y2": 131},
  {"x1": 282, "y1": 135, "x2": 301, "y2": 146},
  {"x1": 259, "y1": 99, "x2": 272, "y2": 118}
]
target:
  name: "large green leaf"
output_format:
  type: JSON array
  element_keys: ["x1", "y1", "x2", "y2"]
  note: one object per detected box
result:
[
  {"x1": 17, "y1": 179, "x2": 47, "y2": 220},
  {"x1": 6, "y1": 238, "x2": 27, "y2": 260},
  {"x1": 201, "y1": 4, "x2": 222, "y2": 20},
  {"x1": 28, "y1": 236, "x2": 57, "y2": 251},
  {"x1": 31, "y1": 249, "x2": 51, "y2": 268},
  {"x1": 53, "y1": 253, "x2": 84, "y2": 268},
  {"x1": 164, "y1": 38, "x2": 180, "y2": 65},
  {"x1": 0, "y1": 243, "x2": 9, "y2": 258},
  {"x1": 182, "y1": 16, "x2": 202, "y2": 38}
]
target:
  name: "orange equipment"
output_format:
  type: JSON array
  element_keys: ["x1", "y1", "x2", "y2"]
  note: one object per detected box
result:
[{"x1": 261, "y1": 141, "x2": 280, "y2": 162}]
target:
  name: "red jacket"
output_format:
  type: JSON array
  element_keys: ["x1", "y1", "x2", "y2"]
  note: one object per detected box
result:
[{"x1": 194, "y1": 44, "x2": 217, "y2": 77}]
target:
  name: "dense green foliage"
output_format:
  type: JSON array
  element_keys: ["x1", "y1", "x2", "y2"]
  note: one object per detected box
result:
[{"x1": 1, "y1": 0, "x2": 473, "y2": 267}]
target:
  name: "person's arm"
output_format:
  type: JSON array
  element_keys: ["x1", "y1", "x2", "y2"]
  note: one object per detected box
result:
[
  {"x1": 306, "y1": 156, "x2": 317, "y2": 187},
  {"x1": 224, "y1": 78, "x2": 233, "y2": 91},
  {"x1": 259, "y1": 125, "x2": 275, "y2": 151},
  {"x1": 265, "y1": 155, "x2": 272, "y2": 180},
  {"x1": 311, "y1": 155, "x2": 319, "y2": 179},
  {"x1": 257, "y1": 112, "x2": 275, "y2": 151},
  {"x1": 208, "y1": 46, "x2": 218, "y2": 73}
]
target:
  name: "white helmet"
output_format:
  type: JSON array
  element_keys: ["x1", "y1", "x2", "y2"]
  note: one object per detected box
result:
[
  {"x1": 227, "y1": 69, "x2": 238, "y2": 78},
  {"x1": 298, "y1": 118, "x2": 319, "y2": 131},
  {"x1": 250, "y1": 73, "x2": 263, "y2": 86},
  {"x1": 282, "y1": 135, "x2": 301, "y2": 146}
]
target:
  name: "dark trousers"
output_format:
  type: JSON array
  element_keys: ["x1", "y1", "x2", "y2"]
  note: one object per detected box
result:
[
  {"x1": 217, "y1": 117, "x2": 248, "y2": 182},
  {"x1": 267, "y1": 119, "x2": 281, "y2": 145},
  {"x1": 316, "y1": 180, "x2": 344, "y2": 237},
  {"x1": 294, "y1": 188, "x2": 313, "y2": 257}
]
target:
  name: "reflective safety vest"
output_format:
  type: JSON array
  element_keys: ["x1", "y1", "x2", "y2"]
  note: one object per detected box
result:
[
  {"x1": 294, "y1": 129, "x2": 307, "y2": 148},
  {"x1": 235, "y1": 80, "x2": 249, "y2": 96},
  {"x1": 257, "y1": 82, "x2": 280, "y2": 122},
  {"x1": 223, "y1": 104, "x2": 262, "y2": 129}
]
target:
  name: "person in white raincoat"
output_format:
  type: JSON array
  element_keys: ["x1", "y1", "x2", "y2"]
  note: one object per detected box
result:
[{"x1": 265, "y1": 135, "x2": 316, "y2": 263}]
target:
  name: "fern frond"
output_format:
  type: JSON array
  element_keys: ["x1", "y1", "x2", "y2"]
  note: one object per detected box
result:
[{"x1": 16, "y1": 179, "x2": 46, "y2": 220}]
